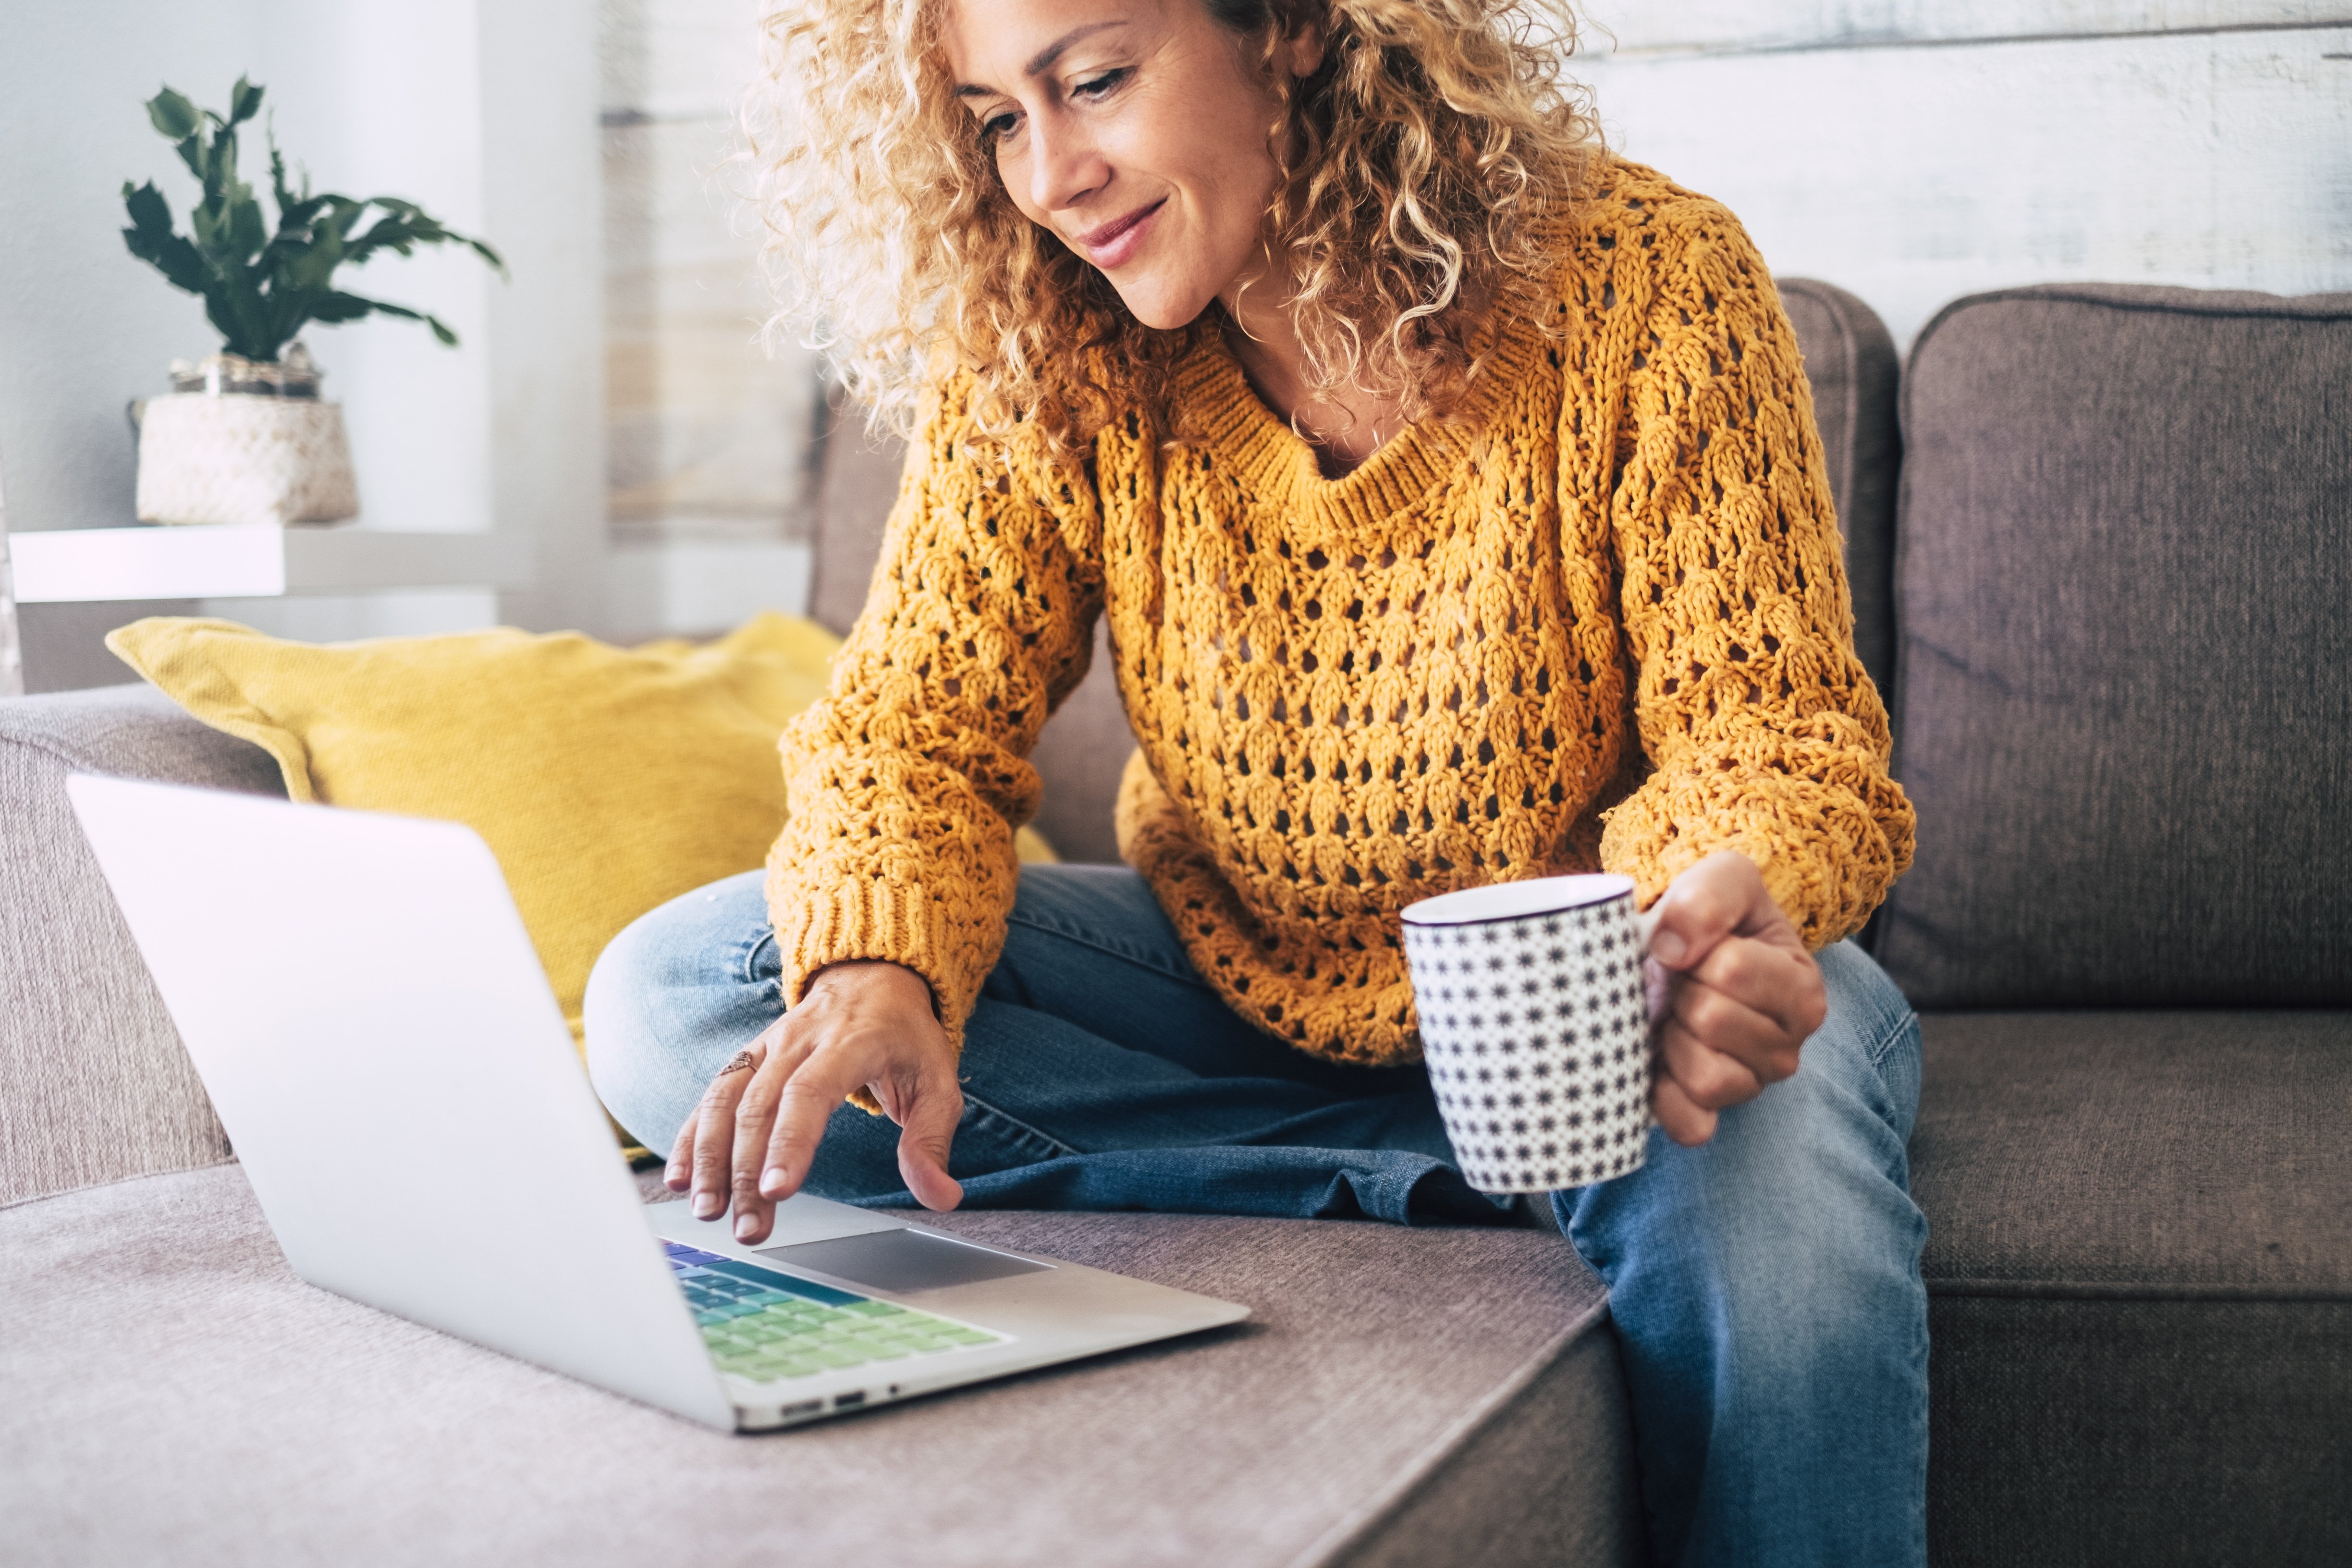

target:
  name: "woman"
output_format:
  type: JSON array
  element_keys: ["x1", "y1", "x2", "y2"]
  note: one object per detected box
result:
[{"x1": 586, "y1": 0, "x2": 1925, "y2": 1562}]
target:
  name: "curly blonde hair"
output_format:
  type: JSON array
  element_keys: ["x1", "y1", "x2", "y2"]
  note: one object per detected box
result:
[{"x1": 747, "y1": 0, "x2": 1601, "y2": 450}]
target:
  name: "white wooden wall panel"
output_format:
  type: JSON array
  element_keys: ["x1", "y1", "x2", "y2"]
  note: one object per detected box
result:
[
  {"x1": 600, "y1": 0, "x2": 821, "y2": 636},
  {"x1": 1578, "y1": 19, "x2": 2352, "y2": 349},
  {"x1": 1593, "y1": 1, "x2": 2352, "y2": 53}
]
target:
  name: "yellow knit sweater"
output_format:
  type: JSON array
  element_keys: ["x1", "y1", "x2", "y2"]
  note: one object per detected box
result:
[{"x1": 768, "y1": 159, "x2": 1914, "y2": 1067}]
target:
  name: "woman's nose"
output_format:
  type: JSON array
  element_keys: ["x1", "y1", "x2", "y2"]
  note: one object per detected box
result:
[{"x1": 1028, "y1": 116, "x2": 1108, "y2": 215}]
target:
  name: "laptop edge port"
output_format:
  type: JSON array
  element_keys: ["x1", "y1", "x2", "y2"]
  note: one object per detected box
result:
[{"x1": 833, "y1": 1390, "x2": 867, "y2": 1409}]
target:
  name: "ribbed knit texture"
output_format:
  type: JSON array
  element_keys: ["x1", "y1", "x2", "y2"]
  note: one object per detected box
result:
[{"x1": 769, "y1": 159, "x2": 1914, "y2": 1066}]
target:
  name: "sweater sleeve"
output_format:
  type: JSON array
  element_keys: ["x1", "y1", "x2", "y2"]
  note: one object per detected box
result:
[
  {"x1": 1595, "y1": 199, "x2": 1915, "y2": 947},
  {"x1": 765, "y1": 373, "x2": 1104, "y2": 1048}
]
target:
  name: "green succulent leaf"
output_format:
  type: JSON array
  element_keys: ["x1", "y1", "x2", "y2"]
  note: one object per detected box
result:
[
  {"x1": 121, "y1": 182, "x2": 214, "y2": 296},
  {"x1": 307, "y1": 290, "x2": 461, "y2": 346},
  {"x1": 228, "y1": 76, "x2": 263, "y2": 126},
  {"x1": 347, "y1": 210, "x2": 422, "y2": 262},
  {"x1": 188, "y1": 198, "x2": 227, "y2": 258},
  {"x1": 202, "y1": 130, "x2": 238, "y2": 205},
  {"x1": 225, "y1": 190, "x2": 268, "y2": 261},
  {"x1": 147, "y1": 88, "x2": 200, "y2": 140},
  {"x1": 122, "y1": 180, "x2": 176, "y2": 244},
  {"x1": 304, "y1": 291, "x2": 374, "y2": 324},
  {"x1": 284, "y1": 222, "x2": 345, "y2": 290},
  {"x1": 270, "y1": 193, "x2": 331, "y2": 234},
  {"x1": 267, "y1": 133, "x2": 304, "y2": 220}
]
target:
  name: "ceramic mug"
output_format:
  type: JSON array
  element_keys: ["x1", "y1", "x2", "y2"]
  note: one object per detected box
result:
[{"x1": 1400, "y1": 873, "x2": 1661, "y2": 1194}]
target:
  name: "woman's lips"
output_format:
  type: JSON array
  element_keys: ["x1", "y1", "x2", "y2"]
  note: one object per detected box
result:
[{"x1": 1075, "y1": 198, "x2": 1165, "y2": 270}]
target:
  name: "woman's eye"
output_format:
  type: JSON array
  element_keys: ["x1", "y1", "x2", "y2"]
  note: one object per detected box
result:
[
  {"x1": 1072, "y1": 67, "x2": 1129, "y2": 99},
  {"x1": 983, "y1": 110, "x2": 1019, "y2": 142}
]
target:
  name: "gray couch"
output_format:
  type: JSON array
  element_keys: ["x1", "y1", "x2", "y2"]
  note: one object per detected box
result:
[{"x1": 2, "y1": 281, "x2": 2344, "y2": 1567}]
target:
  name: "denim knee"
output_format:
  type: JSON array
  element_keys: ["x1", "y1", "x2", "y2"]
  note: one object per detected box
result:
[
  {"x1": 1568, "y1": 940, "x2": 1924, "y2": 1284},
  {"x1": 582, "y1": 870, "x2": 776, "y2": 1152},
  {"x1": 1815, "y1": 938, "x2": 1923, "y2": 1145}
]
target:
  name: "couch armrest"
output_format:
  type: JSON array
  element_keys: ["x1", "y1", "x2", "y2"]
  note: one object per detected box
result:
[{"x1": 0, "y1": 684, "x2": 285, "y2": 1206}]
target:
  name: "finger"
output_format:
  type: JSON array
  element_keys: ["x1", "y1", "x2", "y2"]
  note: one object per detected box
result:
[
  {"x1": 689, "y1": 1043, "x2": 766, "y2": 1220},
  {"x1": 1652, "y1": 1074, "x2": 1719, "y2": 1147},
  {"x1": 891, "y1": 1072, "x2": 965, "y2": 1213},
  {"x1": 1658, "y1": 1015, "x2": 1765, "y2": 1113},
  {"x1": 1667, "y1": 968, "x2": 1795, "y2": 1085},
  {"x1": 1645, "y1": 849, "x2": 1765, "y2": 971},
  {"x1": 755, "y1": 1047, "x2": 869, "y2": 1210},
  {"x1": 730, "y1": 1032, "x2": 819, "y2": 1242},
  {"x1": 1693, "y1": 935, "x2": 1826, "y2": 1044},
  {"x1": 665, "y1": 1108, "x2": 698, "y2": 1191}
]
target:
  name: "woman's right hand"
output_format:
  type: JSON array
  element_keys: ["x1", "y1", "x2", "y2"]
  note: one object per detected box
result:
[{"x1": 666, "y1": 959, "x2": 964, "y2": 1244}]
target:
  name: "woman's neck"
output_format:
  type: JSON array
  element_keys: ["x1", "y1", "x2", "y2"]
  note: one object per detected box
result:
[{"x1": 1217, "y1": 280, "x2": 1408, "y2": 479}]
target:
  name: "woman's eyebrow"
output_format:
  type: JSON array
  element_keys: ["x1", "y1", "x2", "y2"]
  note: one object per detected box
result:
[{"x1": 955, "y1": 20, "x2": 1129, "y2": 96}]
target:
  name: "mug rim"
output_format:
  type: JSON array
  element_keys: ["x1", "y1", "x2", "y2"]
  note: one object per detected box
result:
[{"x1": 1399, "y1": 872, "x2": 1637, "y2": 929}]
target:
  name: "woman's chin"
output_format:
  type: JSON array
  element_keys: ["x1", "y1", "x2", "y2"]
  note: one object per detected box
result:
[{"x1": 1107, "y1": 276, "x2": 1216, "y2": 333}]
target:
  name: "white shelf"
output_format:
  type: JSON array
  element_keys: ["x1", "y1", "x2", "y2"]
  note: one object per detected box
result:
[{"x1": 11, "y1": 525, "x2": 534, "y2": 604}]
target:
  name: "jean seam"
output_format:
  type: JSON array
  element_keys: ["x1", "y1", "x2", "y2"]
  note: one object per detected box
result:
[
  {"x1": 1003, "y1": 906, "x2": 1213, "y2": 991},
  {"x1": 1864, "y1": 1004, "x2": 1920, "y2": 1072},
  {"x1": 959, "y1": 1093, "x2": 1081, "y2": 1161},
  {"x1": 741, "y1": 928, "x2": 778, "y2": 989}
]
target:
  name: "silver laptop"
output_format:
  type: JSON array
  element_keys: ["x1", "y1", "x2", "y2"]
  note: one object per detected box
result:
[{"x1": 68, "y1": 774, "x2": 1248, "y2": 1432}]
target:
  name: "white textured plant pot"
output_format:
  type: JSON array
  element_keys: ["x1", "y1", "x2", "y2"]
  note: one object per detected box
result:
[{"x1": 135, "y1": 393, "x2": 360, "y2": 526}]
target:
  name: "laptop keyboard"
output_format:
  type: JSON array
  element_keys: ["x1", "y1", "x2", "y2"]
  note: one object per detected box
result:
[{"x1": 663, "y1": 1242, "x2": 1006, "y2": 1384}]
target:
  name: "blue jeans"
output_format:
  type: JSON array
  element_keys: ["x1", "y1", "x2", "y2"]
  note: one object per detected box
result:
[{"x1": 586, "y1": 864, "x2": 1927, "y2": 1568}]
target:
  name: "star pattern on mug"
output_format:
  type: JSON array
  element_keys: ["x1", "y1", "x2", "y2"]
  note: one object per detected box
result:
[{"x1": 1401, "y1": 898, "x2": 1654, "y2": 1193}]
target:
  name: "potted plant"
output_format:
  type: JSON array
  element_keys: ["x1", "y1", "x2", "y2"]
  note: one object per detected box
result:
[{"x1": 121, "y1": 78, "x2": 503, "y2": 526}]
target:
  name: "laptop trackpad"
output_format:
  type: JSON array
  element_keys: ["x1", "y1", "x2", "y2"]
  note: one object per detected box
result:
[{"x1": 757, "y1": 1228, "x2": 1050, "y2": 1294}]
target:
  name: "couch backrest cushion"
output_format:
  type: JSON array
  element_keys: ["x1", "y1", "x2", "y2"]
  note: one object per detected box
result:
[
  {"x1": 1778, "y1": 278, "x2": 1901, "y2": 700},
  {"x1": 809, "y1": 406, "x2": 907, "y2": 643},
  {"x1": 1874, "y1": 285, "x2": 2352, "y2": 1007}
]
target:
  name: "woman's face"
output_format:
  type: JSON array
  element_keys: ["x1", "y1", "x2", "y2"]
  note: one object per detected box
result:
[{"x1": 942, "y1": 0, "x2": 1319, "y2": 331}]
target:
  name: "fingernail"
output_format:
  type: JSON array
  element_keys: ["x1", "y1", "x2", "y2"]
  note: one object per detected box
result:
[
  {"x1": 1651, "y1": 928, "x2": 1687, "y2": 966},
  {"x1": 760, "y1": 1166, "x2": 788, "y2": 1197},
  {"x1": 692, "y1": 1190, "x2": 721, "y2": 1219},
  {"x1": 734, "y1": 1211, "x2": 758, "y2": 1241}
]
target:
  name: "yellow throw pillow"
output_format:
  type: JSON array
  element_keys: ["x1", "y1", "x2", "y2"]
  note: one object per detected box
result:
[{"x1": 106, "y1": 612, "x2": 1057, "y2": 1081}]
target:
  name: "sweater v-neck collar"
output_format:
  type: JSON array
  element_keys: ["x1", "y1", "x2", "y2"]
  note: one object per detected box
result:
[{"x1": 1166, "y1": 299, "x2": 1551, "y2": 538}]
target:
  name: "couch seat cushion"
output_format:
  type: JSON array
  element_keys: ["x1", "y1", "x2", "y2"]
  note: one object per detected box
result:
[
  {"x1": 0, "y1": 1165, "x2": 1641, "y2": 1568},
  {"x1": 1911, "y1": 1010, "x2": 2352, "y2": 1298},
  {"x1": 1911, "y1": 1011, "x2": 2352, "y2": 1567}
]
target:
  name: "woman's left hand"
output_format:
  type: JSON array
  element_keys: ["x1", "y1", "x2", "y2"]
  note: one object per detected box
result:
[{"x1": 1642, "y1": 850, "x2": 1828, "y2": 1146}]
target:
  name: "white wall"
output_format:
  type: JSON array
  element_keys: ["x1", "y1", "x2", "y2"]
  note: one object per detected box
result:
[
  {"x1": 253, "y1": 2, "x2": 497, "y2": 541},
  {"x1": 1578, "y1": 0, "x2": 2352, "y2": 350},
  {"x1": 478, "y1": 0, "x2": 611, "y2": 638},
  {"x1": 0, "y1": 0, "x2": 605, "y2": 686}
]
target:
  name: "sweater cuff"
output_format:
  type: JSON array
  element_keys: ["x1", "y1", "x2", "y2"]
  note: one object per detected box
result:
[
  {"x1": 1598, "y1": 770, "x2": 1910, "y2": 950},
  {"x1": 764, "y1": 861, "x2": 983, "y2": 1111}
]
